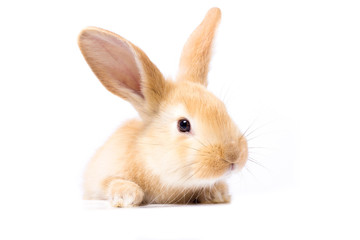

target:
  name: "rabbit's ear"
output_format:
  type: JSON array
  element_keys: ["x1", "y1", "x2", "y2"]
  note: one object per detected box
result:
[
  {"x1": 177, "y1": 8, "x2": 221, "y2": 87},
  {"x1": 78, "y1": 27, "x2": 166, "y2": 117}
]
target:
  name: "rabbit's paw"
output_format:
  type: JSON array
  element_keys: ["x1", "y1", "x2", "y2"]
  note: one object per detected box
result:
[
  {"x1": 107, "y1": 179, "x2": 144, "y2": 208},
  {"x1": 197, "y1": 181, "x2": 231, "y2": 204}
]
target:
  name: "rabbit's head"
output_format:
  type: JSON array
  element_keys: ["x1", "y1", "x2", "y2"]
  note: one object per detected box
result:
[{"x1": 78, "y1": 8, "x2": 248, "y2": 188}]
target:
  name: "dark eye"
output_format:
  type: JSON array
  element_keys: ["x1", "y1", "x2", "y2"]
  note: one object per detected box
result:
[{"x1": 178, "y1": 118, "x2": 191, "y2": 132}]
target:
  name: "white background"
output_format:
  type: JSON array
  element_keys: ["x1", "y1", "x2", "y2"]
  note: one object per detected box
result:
[{"x1": 0, "y1": 0, "x2": 359, "y2": 239}]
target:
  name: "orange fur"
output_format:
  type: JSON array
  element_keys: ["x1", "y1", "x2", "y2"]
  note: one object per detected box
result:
[
  {"x1": 177, "y1": 8, "x2": 221, "y2": 86},
  {"x1": 79, "y1": 8, "x2": 248, "y2": 207}
]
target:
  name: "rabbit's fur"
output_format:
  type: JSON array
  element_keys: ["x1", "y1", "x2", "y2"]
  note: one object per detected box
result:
[{"x1": 78, "y1": 8, "x2": 248, "y2": 207}]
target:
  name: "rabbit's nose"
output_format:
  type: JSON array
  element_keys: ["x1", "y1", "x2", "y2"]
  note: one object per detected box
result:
[
  {"x1": 224, "y1": 137, "x2": 248, "y2": 165},
  {"x1": 224, "y1": 142, "x2": 241, "y2": 163}
]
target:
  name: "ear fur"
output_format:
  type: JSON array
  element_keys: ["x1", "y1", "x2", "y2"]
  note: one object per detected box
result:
[
  {"x1": 78, "y1": 27, "x2": 166, "y2": 117},
  {"x1": 177, "y1": 8, "x2": 221, "y2": 87}
]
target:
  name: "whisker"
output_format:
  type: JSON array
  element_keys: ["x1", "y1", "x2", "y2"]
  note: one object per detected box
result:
[
  {"x1": 163, "y1": 188, "x2": 182, "y2": 205},
  {"x1": 245, "y1": 166, "x2": 258, "y2": 181},
  {"x1": 185, "y1": 187, "x2": 197, "y2": 205},
  {"x1": 244, "y1": 121, "x2": 272, "y2": 139},
  {"x1": 248, "y1": 151, "x2": 268, "y2": 157},
  {"x1": 192, "y1": 136, "x2": 207, "y2": 148},
  {"x1": 241, "y1": 119, "x2": 258, "y2": 139},
  {"x1": 194, "y1": 187, "x2": 206, "y2": 204},
  {"x1": 246, "y1": 134, "x2": 263, "y2": 142},
  {"x1": 182, "y1": 146, "x2": 201, "y2": 152},
  {"x1": 221, "y1": 158, "x2": 233, "y2": 164},
  {"x1": 147, "y1": 179, "x2": 168, "y2": 205},
  {"x1": 247, "y1": 158, "x2": 268, "y2": 170},
  {"x1": 169, "y1": 162, "x2": 198, "y2": 174},
  {"x1": 163, "y1": 183, "x2": 192, "y2": 205},
  {"x1": 180, "y1": 166, "x2": 202, "y2": 183}
]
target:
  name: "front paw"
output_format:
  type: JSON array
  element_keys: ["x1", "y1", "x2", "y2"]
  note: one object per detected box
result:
[
  {"x1": 197, "y1": 182, "x2": 231, "y2": 204},
  {"x1": 107, "y1": 179, "x2": 144, "y2": 208}
]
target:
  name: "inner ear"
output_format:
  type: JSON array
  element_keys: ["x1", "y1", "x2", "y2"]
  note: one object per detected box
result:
[
  {"x1": 98, "y1": 36, "x2": 143, "y2": 97},
  {"x1": 78, "y1": 28, "x2": 143, "y2": 98}
]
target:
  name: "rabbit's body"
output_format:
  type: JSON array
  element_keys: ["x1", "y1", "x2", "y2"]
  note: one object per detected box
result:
[{"x1": 79, "y1": 8, "x2": 248, "y2": 207}]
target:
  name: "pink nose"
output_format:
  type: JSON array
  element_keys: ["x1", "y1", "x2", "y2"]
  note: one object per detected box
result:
[
  {"x1": 224, "y1": 136, "x2": 248, "y2": 166},
  {"x1": 224, "y1": 143, "x2": 241, "y2": 163}
]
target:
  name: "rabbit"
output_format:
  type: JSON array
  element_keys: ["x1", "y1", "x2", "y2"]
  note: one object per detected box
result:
[{"x1": 78, "y1": 7, "x2": 248, "y2": 207}]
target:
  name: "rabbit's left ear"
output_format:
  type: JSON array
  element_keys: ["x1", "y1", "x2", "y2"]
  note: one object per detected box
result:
[
  {"x1": 177, "y1": 8, "x2": 221, "y2": 87},
  {"x1": 78, "y1": 27, "x2": 167, "y2": 117}
]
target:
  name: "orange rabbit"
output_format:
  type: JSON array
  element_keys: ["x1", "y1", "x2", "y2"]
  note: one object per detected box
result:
[{"x1": 78, "y1": 8, "x2": 248, "y2": 207}]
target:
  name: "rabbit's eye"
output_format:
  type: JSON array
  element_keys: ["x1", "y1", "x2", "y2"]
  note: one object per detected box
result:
[{"x1": 178, "y1": 118, "x2": 191, "y2": 132}]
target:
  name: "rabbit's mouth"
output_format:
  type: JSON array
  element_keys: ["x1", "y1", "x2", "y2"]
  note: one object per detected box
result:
[
  {"x1": 177, "y1": 159, "x2": 244, "y2": 188},
  {"x1": 188, "y1": 139, "x2": 248, "y2": 181},
  {"x1": 226, "y1": 162, "x2": 242, "y2": 175}
]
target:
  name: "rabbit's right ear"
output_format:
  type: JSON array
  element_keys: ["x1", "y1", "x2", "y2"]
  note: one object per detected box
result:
[
  {"x1": 78, "y1": 27, "x2": 167, "y2": 117},
  {"x1": 177, "y1": 8, "x2": 221, "y2": 87}
]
